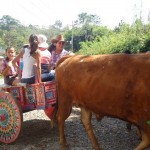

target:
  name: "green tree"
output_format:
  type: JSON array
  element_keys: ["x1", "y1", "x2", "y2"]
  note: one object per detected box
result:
[
  {"x1": 0, "y1": 15, "x2": 21, "y2": 31},
  {"x1": 76, "y1": 12, "x2": 101, "y2": 25},
  {"x1": 54, "y1": 20, "x2": 62, "y2": 28}
]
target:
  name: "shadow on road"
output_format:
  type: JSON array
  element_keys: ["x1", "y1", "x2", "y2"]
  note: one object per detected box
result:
[{"x1": 0, "y1": 106, "x2": 141, "y2": 150}]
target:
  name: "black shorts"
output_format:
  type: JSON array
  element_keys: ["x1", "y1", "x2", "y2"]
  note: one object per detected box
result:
[
  {"x1": 21, "y1": 76, "x2": 35, "y2": 84},
  {"x1": 4, "y1": 75, "x2": 17, "y2": 85}
]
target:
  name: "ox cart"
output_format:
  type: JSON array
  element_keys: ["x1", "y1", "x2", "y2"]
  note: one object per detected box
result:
[{"x1": 0, "y1": 81, "x2": 56, "y2": 144}]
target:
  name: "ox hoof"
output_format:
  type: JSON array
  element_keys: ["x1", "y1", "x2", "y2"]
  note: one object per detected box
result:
[
  {"x1": 50, "y1": 119, "x2": 57, "y2": 128},
  {"x1": 136, "y1": 128, "x2": 142, "y2": 140},
  {"x1": 92, "y1": 146, "x2": 102, "y2": 150},
  {"x1": 126, "y1": 123, "x2": 132, "y2": 132},
  {"x1": 60, "y1": 144, "x2": 70, "y2": 150},
  {"x1": 60, "y1": 141, "x2": 70, "y2": 150}
]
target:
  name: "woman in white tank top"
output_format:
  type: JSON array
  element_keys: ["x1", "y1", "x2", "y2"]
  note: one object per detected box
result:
[{"x1": 12, "y1": 34, "x2": 41, "y2": 84}]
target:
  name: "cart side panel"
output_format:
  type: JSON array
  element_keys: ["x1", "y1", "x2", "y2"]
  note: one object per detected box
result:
[
  {"x1": 24, "y1": 84, "x2": 37, "y2": 110},
  {"x1": 35, "y1": 83, "x2": 46, "y2": 109},
  {"x1": 43, "y1": 81, "x2": 57, "y2": 119},
  {"x1": 44, "y1": 81, "x2": 56, "y2": 107},
  {"x1": 25, "y1": 83, "x2": 46, "y2": 110},
  {"x1": 1, "y1": 86, "x2": 25, "y2": 108}
]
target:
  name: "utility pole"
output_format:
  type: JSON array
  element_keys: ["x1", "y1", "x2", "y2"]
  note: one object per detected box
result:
[
  {"x1": 140, "y1": 0, "x2": 143, "y2": 20},
  {"x1": 71, "y1": 21, "x2": 74, "y2": 52}
]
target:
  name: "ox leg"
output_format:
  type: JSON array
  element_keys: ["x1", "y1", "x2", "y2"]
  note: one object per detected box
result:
[
  {"x1": 57, "y1": 104, "x2": 72, "y2": 150},
  {"x1": 81, "y1": 107, "x2": 101, "y2": 150},
  {"x1": 134, "y1": 130, "x2": 150, "y2": 150},
  {"x1": 94, "y1": 113, "x2": 104, "y2": 122}
]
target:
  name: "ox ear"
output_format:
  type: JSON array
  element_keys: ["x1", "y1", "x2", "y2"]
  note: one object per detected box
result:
[{"x1": 56, "y1": 55, "x2": 73, "y2": 67}]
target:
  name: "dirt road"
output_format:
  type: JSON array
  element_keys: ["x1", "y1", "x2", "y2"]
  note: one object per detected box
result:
[{"x1": 0, "y1": 107, "x2": 143, "y2": 150}]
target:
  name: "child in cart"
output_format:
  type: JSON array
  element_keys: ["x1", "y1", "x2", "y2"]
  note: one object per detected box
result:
[{"x1": 0, "y1": 47, "x2": 19, "y2": 85}]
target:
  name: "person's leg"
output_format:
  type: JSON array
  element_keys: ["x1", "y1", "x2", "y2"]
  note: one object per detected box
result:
[
  {"x1": 12, "y1": 77, "x2": 20, "y2": 86},
  {"x1": 21, "y1": 76, "x2": 35, "y2": 84},
  {"x1": 41, "y1": 71, "x2": 55, "y2": 82},
  {"x1": 6, "y1": 76, "x2": 17, "y2": 85}
]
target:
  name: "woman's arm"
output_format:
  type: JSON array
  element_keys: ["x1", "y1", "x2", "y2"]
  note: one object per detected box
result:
[
  {"x1": 12, "y1": 50, "x2": 25, "y2": 76},
  {"x1": 36, "y1": 50, "x2": 41, "y2": 83},
  {"x1": 12, "y1": 49, "x2": 24, "y2": 67},
  {"x1": 1, "y1": 61, "x2": 11, "y2": 76}
]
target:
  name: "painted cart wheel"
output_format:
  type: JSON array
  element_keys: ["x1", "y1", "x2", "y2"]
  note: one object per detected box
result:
[{"x1": 0, "y1": 91, "x2": 22, "y2": 144}]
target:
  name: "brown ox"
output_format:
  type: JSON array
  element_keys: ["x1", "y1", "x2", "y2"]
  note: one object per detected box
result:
[{"x1": 55, "y1": 54, "x2": 150, "y2": 150}]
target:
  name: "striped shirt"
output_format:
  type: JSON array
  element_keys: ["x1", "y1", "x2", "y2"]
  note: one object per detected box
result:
[
  {"x1": 51, "y1": 49, "x2": 69, "y2": 68},
  {"x1": 0, "y1": 58, "x2": 17, "y2": 76}
]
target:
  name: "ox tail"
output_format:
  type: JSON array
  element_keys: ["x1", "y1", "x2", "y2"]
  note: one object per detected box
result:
[
  {"x1": 52, "y1": 103, "x2": 58, "y2": 123},
  {"x1": 50, "y1": 81, "x2": 59, "y2": 126}
]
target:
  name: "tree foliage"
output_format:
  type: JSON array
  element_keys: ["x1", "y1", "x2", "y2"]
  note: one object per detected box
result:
[
  {"x1": 0, "y1": 15, "x2": 21, "y2": 31},
  {"x1": 0, "y1": 13, "x2": 150, "y2": 56},
  {"x1": 76, "y1": 12, "x2": 101, "y2": 26},
  {"x1": 79, "y1": 20, "x2": 150, "y2": 55}
]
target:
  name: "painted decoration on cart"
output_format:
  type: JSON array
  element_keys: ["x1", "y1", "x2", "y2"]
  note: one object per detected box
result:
[
  {"x1": 0, "y1": 91, "x2": 22, "y2": 143},
  {"x1": 44, "y1": 81, "x2": 57, "y2": 119}
]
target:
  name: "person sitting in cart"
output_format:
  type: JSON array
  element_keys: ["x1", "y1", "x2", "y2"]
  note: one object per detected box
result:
[
  {"x1": 48, "y1": 43, "x2": 56, "y2": 54},
  {"x1": 50, "y1": 34, "x2": 74, "y2": 70},
  {"x1": 12, "y1": 34, "x2": 41, "y2": 84},
  {"x1": 0, "y1": 47, "x2": 19, "y2": 85},
  {"x1": 38, "y1": 34, "x2": 55, "y2": 82}
]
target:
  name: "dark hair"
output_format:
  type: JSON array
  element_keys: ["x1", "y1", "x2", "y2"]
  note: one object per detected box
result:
[
  {"x1": 29, "y1": 34, "x2": 39, "y2": 55},
  {"x1": 5, "y1": 47, "x2": 15, "y2": 61},
  {"x1": 5, "y1": 47, "x2": 15, "y2": 52},
  {"x1": 48, "y1": 44, "x2": 56, "y2": 54}
]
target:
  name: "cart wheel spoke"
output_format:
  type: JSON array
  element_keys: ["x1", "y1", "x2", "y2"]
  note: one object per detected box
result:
[{"x1": 0, "y1": 91, "x2": 22, "y2": 143}]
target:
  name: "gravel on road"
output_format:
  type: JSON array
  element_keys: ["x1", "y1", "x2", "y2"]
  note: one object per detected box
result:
[{"x1": 0, "y1": 107, "x2": 145, "y2": 150}]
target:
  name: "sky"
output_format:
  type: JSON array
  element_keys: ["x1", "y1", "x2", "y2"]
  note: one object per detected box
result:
[{"x1": 0, "y1": 0, "x2": 150, "y2": 29}]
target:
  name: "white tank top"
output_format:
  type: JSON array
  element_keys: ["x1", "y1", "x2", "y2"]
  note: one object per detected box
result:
[{"x1": 22, "y1": 48, "x2": 36, "y2": 78}]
